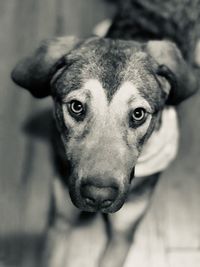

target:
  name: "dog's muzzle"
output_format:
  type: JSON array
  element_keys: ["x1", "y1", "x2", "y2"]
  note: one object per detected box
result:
[{"x1": 69, "y1": 175, "x2": 130, "y2": 213}]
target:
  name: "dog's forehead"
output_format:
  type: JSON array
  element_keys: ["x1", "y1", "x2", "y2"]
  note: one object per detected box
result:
[{"x1": 53, "y1": 39, "x2": 163, "y2": 108}]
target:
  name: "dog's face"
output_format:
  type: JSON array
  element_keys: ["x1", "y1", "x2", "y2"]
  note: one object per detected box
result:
[
  {"x1": 11, "y1": 37, "x2": 198, "y2": 213},
  {"x1": 51, "y1": 39, "x2": 172, "y2": 213}
]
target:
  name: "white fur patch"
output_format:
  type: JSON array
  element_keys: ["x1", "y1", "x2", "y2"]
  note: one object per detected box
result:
[
  {"x1": 93, "y1": 19, "x2": 112, "y2": 37},
  {"x1": 135, "y1": 106, "x2": 179, "y2": 177},
  {"x1": 111, "y1": 81, "x2": 152, "y2": 112},
  {"x1": 83, "y1": 79, "x2": 108, "y2": 117}
]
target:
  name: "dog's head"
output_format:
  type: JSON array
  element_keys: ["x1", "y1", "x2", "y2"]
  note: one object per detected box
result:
[{"x1": 11, "y1": 37, "x2": 198, "y2": 213}]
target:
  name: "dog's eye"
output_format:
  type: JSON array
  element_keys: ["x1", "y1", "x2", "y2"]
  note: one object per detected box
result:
[
  {"x1": 70, "y1": 100, "x2": 83, "y2": 114},
  {"x1": 132, "y1": 108, "x2": 146, "y2": 121},
  {"x1": 68, "y1": 100, "x2": 85, "y2": 120},
  {"x1": 129, "y1": 108, "x2": 147, "y2": 127}
]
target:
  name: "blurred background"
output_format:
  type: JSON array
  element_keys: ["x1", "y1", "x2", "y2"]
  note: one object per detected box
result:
[{"x1": 0, "y1": 0, "x2": 200, "y2": 267}]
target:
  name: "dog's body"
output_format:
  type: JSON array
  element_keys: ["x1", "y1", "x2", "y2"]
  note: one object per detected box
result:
[{"x1": 11, "y1": 1, "x2": 200, "y2": 266}]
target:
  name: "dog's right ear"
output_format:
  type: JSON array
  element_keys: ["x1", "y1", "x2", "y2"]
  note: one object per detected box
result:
[{"x1": 11, "y1": 36, "x2": 81, "y2": 98}]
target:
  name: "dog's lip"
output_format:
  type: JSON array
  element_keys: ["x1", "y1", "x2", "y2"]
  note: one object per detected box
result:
[
  {"x1": 78, "y1": 204, "x2": 122, "y2": 214},
  {"x1": 70, "y1": 195, "x2": 124, "y2": 213},
  {"x1": 73, "y1": 197, "x2": 126, "y2": 213}
]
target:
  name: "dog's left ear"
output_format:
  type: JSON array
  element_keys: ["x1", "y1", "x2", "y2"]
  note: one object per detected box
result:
[
  {"x1": 11, "y1": 36, "x2": 81, "y2": 98},
  {"x1": 146, "y1": 40, "x2": 199, "y2": 105}
]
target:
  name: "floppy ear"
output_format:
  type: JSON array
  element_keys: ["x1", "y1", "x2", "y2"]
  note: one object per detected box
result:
[
  {"x1": 146, "y1": 41, "x2": 199, "y2": 105},
  {"x1": 11, "y1": 36, "x2": 81, "y2": 98}
]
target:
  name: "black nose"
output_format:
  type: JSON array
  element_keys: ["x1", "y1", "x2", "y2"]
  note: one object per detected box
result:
[{"x1": 81, "y1": 184, "x2": 118, "y2": 209}]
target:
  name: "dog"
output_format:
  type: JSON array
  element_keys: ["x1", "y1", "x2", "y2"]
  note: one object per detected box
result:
[{"x1": 11, "y1": 0, "x2": 200, "y2": 266}]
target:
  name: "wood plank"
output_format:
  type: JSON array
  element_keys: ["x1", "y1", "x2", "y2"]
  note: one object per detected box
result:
[
  {"x1": 155, "y1": 92, "x2": 200, "y2": 250},
  {"x1": 161, "y1": 168, "x2": 200, "y2": 249},
  {"x1": 0, "y1": 0, "x2": 34, "y2": 235},
  {"x1": 16, "y1": 0, "x2": 58, "y2": 236},
  {"x1": 66, "y1": 214, "x2": 106, "y2": 267},
  {"x1": 0, "y1": 0, "x2": 58, "y2": 265},
  {"x1": 168, "y1": 250, "x2": 200, "y2": 267},
  {"x1": 124, "y1": 201, "x2": 168, "y2": 267},
  {"x1": 21, "y1": 102, "x2": 53, "y2": 234}
]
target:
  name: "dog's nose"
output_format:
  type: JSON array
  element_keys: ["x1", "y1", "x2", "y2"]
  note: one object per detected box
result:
[{"x1": 81, "y1": 183, "x2": 118, "y2": 209}]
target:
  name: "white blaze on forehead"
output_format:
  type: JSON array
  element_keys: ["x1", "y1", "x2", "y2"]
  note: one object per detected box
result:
[
  {"x1": 110, "y1": 81, "x2": 152, "y2": 114},
  {"x1": 81, "y1": 80, "x2": 152, "y2": 115},
  {"x1": 83, "y1": 79, "x2": 108, "y2": 115}
]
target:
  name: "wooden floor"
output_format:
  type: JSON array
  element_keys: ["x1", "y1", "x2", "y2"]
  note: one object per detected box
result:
[{"x1": 0, "y1": 0, "x2": 200, "y2": 266}]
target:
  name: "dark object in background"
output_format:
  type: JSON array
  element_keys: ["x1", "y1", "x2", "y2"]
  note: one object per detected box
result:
[{"x1": 107, "y1": 0, "x2": 200, "y2": 64}]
